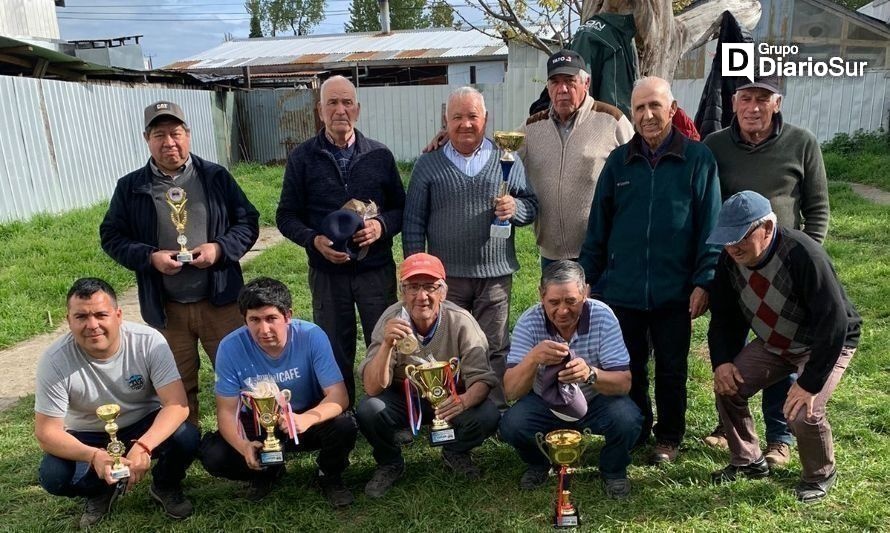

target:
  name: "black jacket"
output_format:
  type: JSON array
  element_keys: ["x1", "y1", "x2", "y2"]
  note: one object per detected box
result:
[
  {"x1": 276, "y1": 128, "x2": 405, "y2": 274},
  {"x1": 694, "y1": 11, "x2": 753, "y2": 140},
  {"x1": 100, "y1": 155, "x2": 260, "y2": 328}
]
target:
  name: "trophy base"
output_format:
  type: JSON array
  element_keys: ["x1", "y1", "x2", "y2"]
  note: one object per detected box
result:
[
  {"x1": 177, "y1": 251, "x2": 194, "y2": 264},
  {"x1": 429, "y1": 427, "x2": 456, "y2": 446},
  {"x1": 490, "y1": 220, "x2": 511, "y2": 239},
  {"x1": 110, "y1": 466, "x2": 130, "y2": 481},
  {"x1": 553, "y1": 512, "x2": 580, "y2": 529},
  {"x1": 259, "y1": 450, "x2": 284, "y2": 466}
]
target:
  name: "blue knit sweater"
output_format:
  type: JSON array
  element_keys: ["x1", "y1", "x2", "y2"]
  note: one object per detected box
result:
[{"x1": 403, "y1": 143, "x2": 538, "y2": 278}]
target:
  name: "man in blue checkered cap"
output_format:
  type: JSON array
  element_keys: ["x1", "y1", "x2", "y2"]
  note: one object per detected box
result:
[{"x1": 706, "y1": 191, "x2": 861, "y2": 503}]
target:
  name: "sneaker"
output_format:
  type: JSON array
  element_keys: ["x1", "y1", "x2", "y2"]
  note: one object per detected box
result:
[
  {"x1": 711, "y1": 456, "x2": 770, "y2": 484},
  {"x1": 393, "y1": 428, "x2": 415, "y2": 446},
  {"x1": 650, "y1": 442, "x2": 679, "y2": 465},
  {"x1": 149, "y1": 483, "x2": 194, "y2": 519},
  {"x1": 314, "y1": 471, "x2": 354, "y2": 508},
  {"x1": 795, "y1": 470, "x2": 837, "y2": 503},
  {"x1": 246, "y1": 466, "x2": 284, "y2": 502},
  {"x1": 603, "y1": 477, "x2": 632, "y2": 500},
  {"x1": 364, "y1": 462, "x2": 405, "y2": 499},
  {"x1": 519, "y1": 465, "x2": 550, "y2": 491},
  {"x1": 703, "y1": 425, "x2": 728, "y2": 449},
  {"x1": 764, "y1": 442, "x2": 792, "y2": 468},
  {"x1": 442, "y1": 449, "x2": 481, "y2": 480},
  {"x1": 79, "y1": 482, "x2": 124, "y2": 529}
]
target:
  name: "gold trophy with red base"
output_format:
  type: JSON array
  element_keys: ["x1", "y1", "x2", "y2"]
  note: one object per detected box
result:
[{"x1": 536, "y1": 429, "x2": 591, "y2": 528}]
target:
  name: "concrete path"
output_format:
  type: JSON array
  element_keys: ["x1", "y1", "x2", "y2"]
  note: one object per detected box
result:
[
  {"x1": 849, "y1": 183, "x2": 890, "y2": 206},
  {"x1": 0, "y1": 227, "x2": 285, "y2": 412}
]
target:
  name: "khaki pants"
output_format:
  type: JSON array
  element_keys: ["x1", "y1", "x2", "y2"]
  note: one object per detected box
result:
[{"x1": 159, "y1": 300, "x2": 243, "y2": 425}]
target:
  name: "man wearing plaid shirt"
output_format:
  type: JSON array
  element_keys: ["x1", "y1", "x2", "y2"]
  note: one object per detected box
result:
[{"x1": 706, "y1": 191, "x2": 861, "y2": 503}]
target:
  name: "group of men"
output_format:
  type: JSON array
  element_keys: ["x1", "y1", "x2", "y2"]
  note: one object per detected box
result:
[{"x1": 33, "y1": 46, "x2": 859, "y2": 528}]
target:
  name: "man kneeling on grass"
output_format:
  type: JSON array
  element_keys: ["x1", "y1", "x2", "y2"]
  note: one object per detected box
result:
[
  {"x1": 707, "y1": 191, "x2": 861, "y2": 502},
  {"x1": 199, "y1": 277, "x2": 357, "y2": 507},
  {"x1": 35, "y1": 278, "x2": 199, "y2": 529}
]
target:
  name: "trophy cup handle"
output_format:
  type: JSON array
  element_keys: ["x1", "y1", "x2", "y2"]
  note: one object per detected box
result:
[
  {"x1": 535, "y1": 431, "x2": 550, "y2": 463},
  {"x1": 280, "y1": 389, "x2": 292, "y2": 403},
  {"x1": 447, "y1": 357, "x2": 460, "y2": 381},
  {"x1": 579, "y1": 428, "x2": 594, "y2": 457},
  {"x1": 404, "y1": 364, "x2": 423, "y2": 394}
]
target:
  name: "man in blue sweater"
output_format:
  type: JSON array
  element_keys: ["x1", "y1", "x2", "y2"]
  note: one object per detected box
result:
[
  {"x1": 403, "y1": 86, "x2": 538, "y2": 407},
  {"x1": 277, "y1": 76, "x2": 406, "y2": 409}
]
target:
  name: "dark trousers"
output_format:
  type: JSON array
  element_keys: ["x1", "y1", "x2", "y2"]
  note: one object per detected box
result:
[
  {"x1": 199, "y1": 412, "x2": 358, "y2": 480},
  {"x1": 541, "y1": 257, "x2": 578, "y2": 269},
  {"x1": 309, "y1": 264, "x2": 397, "y2": 409},
  {"x1": 762, "y1": 374, "x2": 795, "y2": 444},
  {"x1": 446, "y1": 275, "x2": 512, "y2": 409},
  {"x1": 612, "y1": 304, "x2": 691, "y2": 446},
  {"x1": 355, "y1": 387, "x2": 500, "y2": 466},
  {"x1": 39, "y1": 411, "x2": 199, "y2": 498},
  {"x1": 499, "y1": 392, "x2": 642, "y2": 480}
]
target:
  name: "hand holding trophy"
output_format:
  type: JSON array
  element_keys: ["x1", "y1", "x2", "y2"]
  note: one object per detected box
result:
[
  {"x1": 242, "y1": 379, "x2": 294, "y2": 466},
  {"x1": 165, "y1": 187, "x2": 193, "y2": 263},
  {"x1": 404, "y1": 357, "x2": 461, "y2": 446},
  {"x1": 490, "y1": 131, "x2": 526, "y2": 239},
  {"x1": 95, "y1": 403, "x2": 131, "y2": 481}
]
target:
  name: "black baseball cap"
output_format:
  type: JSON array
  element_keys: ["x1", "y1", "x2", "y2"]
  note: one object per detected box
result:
[
  {"x1": 547, "y1": 49, "x2": 587, "y2": 78},
  {"x1": 737, "y1": 74, "x2": 781, "y2": 94}
]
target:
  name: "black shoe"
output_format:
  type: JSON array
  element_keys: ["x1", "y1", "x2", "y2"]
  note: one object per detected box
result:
[
  {"x1": 314, "y1": 471, "x2": 354, "y2": 508},
  {"x1": 246, "y1": 466, "x2": 285, "y2": 502},
  {"x1": 79, "y1": 482, "x2": 124, "y2": 529},
  {"x1": 711, "y1": 456, "x2": 770, "y2": 484},
  {"x1": 519, "y1": 465, "x2": 550, "y2": 491},
  {"x1": 149, "y1": 483, "x2": 194, "y2": 519},
  {"x1": 603, "y1": 477, "x2": 632, "y2": 500},
  {"x1": 442, "y1": 449, "x2": 481, "y2": 480},
  {"x1": 364, "y1": 462, "x2": 406, "y2": 499},
  {"x1": 393, "y1": 428, "x2": 415, "y2": 446},
  {"x1": 795, "y1": 470, "x2": 837, "y2": 503}
]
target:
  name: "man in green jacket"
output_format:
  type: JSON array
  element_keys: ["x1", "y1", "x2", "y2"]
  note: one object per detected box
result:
[{"x1": 580, "y1": 76, "x2": 722, "y2": 465}]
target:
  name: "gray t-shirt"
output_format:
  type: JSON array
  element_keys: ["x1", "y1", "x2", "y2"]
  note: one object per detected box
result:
[{"x1": 34, "y1": 321, "x2": 181, "y2": 431}]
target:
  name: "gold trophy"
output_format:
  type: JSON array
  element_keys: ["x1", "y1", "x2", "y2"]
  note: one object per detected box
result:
[
  {"x1": 536, "y1": 429, "x2": 591, "y2": 529},
  {"x1": 404, "y1": 357, "x2": 460, "y2": 446},
  {"x1": 491, "y1": 131, "x2": 526, "y2": 239},
  {"x1": 245, "y1": 381, "x2": 292, "y2": 466},
  {"x1": 165, "y1": 187, "x2": 193, "y2": 263},
  {"x1": 95, "y1": 404, "x2": 131, "y2": 480}
]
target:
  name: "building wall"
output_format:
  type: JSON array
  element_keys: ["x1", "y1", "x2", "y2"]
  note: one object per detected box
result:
[
  {"x1": 447, "y1": 62, "x2": 506, "y2": 84},
  {"x1": 0, "y1": 0, "x2": 60, "y2": 40}
]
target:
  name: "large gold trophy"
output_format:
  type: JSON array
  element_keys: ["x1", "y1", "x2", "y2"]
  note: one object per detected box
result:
[
  {"x1": 404, "y1": 357, "x2": 460, "y2": 446},
  {"x1": 95, "y1": 404, "x2": 131, "y2": 480},
  {"x1": 490, "y1": 131, "x2": 526, "y2": 239},
  {"x1": 536, "y1": 429, "x2": 591, "y2": 528},
  {"x1": 165, "y1": 187, "x2": 193, "y2": 263},
  {"x1": 244, "y1": 382, "x2": 292, "y2": 466}
]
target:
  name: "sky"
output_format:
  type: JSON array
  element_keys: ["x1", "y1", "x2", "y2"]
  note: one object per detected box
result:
[{"x1": 56, "y1": 0, "x2": 488, "y2": 69}]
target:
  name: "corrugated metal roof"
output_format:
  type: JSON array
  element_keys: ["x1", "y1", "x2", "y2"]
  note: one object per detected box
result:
[{"x1": 164, "y1": 28, "x2": 507, "y2": 71}]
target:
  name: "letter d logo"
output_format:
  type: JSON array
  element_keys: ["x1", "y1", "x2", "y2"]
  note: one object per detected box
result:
[{"x1": 722, "y1": 43, "x2": 755, "y2": 82}]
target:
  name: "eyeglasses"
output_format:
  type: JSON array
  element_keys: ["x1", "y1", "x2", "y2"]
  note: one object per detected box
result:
[
  {"x1": 401, "y1": 282, "x2": 443, "y2": 296},
  {"x1": 728, "y1": 222, "x2": 764, "y2": 247}
]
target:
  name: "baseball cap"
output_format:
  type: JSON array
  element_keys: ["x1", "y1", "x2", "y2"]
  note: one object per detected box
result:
[
  {"x1": 144, "y1": 101, "x2": 188, "y2": 130},
  {"x1": 736, "y1": 74, "x2": 781, "y2": 94},
  {"x1": 707, "y1": 191, "x2": 774, "y2": 246},
  {"x1": 319, "y1": 209, "x2": 365, "y2": 260},
  {"x1": 400, "y1": 253, "x2": 446, "y2": 281},
  {"x1": 547, "y1": 49, "x2": 587, "y2": 78}
]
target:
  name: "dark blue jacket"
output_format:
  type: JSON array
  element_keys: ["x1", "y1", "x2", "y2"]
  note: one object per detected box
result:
[
  {"x1": 100, "y1": 155, "x2": 260, "y2": 328},
  {"x1": 276, "y1": 128, "x2": 405, "y2": 274},
  {"x1": 580, "y1": 129, "x2": 722, "y2": 310}
]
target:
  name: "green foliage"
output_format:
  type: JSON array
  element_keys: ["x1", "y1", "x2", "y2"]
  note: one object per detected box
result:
[
  {"x1": 260, "y1": 0, "x2": 326, "y2": 36},
  {"x1": 822, "y1": 129, "x2": 890, "y2": 190},
  {"x1": 429, "y1": 0, "x2": 455, "y2": 28},
  {"x1": 245, "y1": 0, "x2": 264, "y2": 37},
  {"x1": 345, "y1": 0, "x2": 437, "y2": 32}
]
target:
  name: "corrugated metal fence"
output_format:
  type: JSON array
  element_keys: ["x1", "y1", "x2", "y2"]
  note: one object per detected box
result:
[{"x1": 0, "y1": 76, "x2": 222, "y2": 222}]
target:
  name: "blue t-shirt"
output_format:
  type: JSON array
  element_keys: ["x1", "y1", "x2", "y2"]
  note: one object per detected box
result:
[{"x1": 215, "y1": 319, "x2": 343, "y2": 412}]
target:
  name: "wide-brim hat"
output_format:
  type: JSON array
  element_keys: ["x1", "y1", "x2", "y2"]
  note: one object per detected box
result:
[{"x1": 320, "y1": 209, "x2": 365, "y2": 260}]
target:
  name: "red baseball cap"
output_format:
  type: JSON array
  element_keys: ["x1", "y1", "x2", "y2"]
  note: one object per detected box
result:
[{"x1": 400, "y1": 253, "x2": 446, "y2": 281}]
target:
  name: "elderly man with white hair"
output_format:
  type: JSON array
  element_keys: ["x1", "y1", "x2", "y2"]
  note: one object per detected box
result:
[
  {"x1": 580, "y1": 76, "x2": 722, "y2": 465},
  {"x1": 403, "y1": 86, "x2": 538, "y2": 409}
]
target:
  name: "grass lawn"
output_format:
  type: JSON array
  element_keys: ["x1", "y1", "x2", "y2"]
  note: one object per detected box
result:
[{"x1": 0, "y1": 172, "x2": 888, "y2": 530}]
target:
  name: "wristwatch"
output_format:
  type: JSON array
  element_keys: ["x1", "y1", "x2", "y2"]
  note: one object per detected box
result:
[{"x1": 584, "y1": 366, "x2": 598, "y2": 386}]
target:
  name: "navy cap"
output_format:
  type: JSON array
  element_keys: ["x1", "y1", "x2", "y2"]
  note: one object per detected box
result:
[
  {"x1": 539, "y1": 352, "x2": 588, "y2": 421},
  {"x1": 319, "y1": 209, "x2": 365, "y2": 260},
  {"x1": 737, "y1": 74, "x2": 781, "y2": 94},
  {"x1": 547, "y1": 49, "x2": 587, "y2": 78},
  {"x1": 707, "y1": 191, "x2": 773, "y2": 246}
]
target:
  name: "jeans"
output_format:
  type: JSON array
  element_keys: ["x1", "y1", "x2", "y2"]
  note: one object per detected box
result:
[
  {"x1": 309, "y1": 263, "x2": 397, "y2": 409},
  {"x1": 355, "y1": 387, "x2": 500, "y2": 466},
  {"x1": 762, "y1": 374, "x2": 796, "y2": 445},
  {"x1": 612, "y1": 304, "x2": 691, "y2": 446},
  {"x1": 499, "y1": 392, "x2": 642, "y2": 480},
  {"x1": 39, "y1": 411, "x2": 199, "y2": 498},
  {"x1": 199, "y1": 412, "x2": 358, "y2": 480}
]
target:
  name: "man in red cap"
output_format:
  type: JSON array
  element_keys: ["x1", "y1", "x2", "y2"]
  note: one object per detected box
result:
[{"x1": 356, "y1": 253, "x2": 500, "y2": 498}]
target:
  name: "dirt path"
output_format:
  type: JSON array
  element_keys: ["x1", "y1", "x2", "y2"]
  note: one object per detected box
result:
[
  {"x1": 849, "y1": 183, "x2": 890, "y2": 205},
  {"x1": 0, "y1": 227, "x2": 285, "y2": 412}
]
